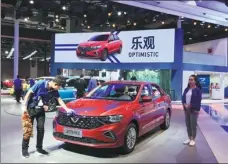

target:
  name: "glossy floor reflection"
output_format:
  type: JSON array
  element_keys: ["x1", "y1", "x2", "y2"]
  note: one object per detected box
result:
[{"x1": 201, "y1": 103, "x2": 228, "y2": 133}]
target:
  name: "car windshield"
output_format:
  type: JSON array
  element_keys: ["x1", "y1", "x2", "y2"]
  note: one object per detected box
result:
[
  {"x1": 85, "y1": 83, "x2": 141, "y2": 101},
  {"x1": 88, "y1": 34, "x2": 109, "y2": 41}
]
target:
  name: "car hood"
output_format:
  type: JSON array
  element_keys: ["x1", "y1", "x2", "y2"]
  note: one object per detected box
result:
[
  {"x1": 64, "y1": 99, "x2": 131, "y2": 116},
  {"x1": 79, "y1": 41, "x2": 106, "y2": 47}
]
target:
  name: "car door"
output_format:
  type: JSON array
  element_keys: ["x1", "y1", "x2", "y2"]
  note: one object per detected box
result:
[
  {"x1": 139, "y1": 84, "x2": 156, "y2": 134},
  {"x1": 151, "y1": 84, "x2": 167, "y2": 124}
]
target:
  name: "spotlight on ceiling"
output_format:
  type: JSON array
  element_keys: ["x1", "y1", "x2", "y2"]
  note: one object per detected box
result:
[
  {"x1": 87, "y1": 25, "x2": 90, "y2": 29},
  {"x1": 29, "y1": 0, "x2": 34, "y2": 4},
  {"x1": 55, "y1": 19, "x2": 59, "y2": 22},
  {"x1": 5, "y1": 50, "x2": 9, "y2": 54},
  {"x1": 62, "y1": 6, "x2": 66, "y2": 10},
  {"x1": 24, "y1": 18, "x2": 28, "y2": 21},
  {"x1": 189, "y1": 38, "x2": 192, "y2": 40},
  {"x1": 133, "y1": 22, "x2": 137, "y2": 26},
  {"x1": 193, "y1": 22, "x2": 197, "y2": 25},
  {"x1": 117, "y1": 11, "x2": 122, "y2": 16},
  {"x1": 108, "y1": 12, "x2": 112, "y2": 16},
  {"x1": 161, "y1": 21, "x2": 165, "y2": 24},
  {"x1": 208, "y1": 25, "x2": 211, "y2": 28},
  {"x1": 124, "y1": 12, "x2": 127, "y2": 15},
  {"x1": 84, "y1": 14, "x2": 87, "y2": 18},
  {"x1": 112, "y1": 24, "x2": 116, "y2": 27},
  {"x1": 55, "y1": 15, "x2": 59, "y2": 18}
]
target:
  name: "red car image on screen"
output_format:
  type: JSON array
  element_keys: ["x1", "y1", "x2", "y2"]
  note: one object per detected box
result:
[
  {"x1": 76, "y1": 33, "x2": 122, "y2": 61},
  {"x1": 53, "y1": 81, "x2": 172, "y2": 154}
]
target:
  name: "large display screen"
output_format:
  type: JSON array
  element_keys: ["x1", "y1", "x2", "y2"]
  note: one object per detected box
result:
[{"x1": 54, "y1": 29, "x2": 175, "y2": 63}]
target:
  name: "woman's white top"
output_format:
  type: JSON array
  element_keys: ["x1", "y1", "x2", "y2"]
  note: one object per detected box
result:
[{"x1": 186, "y1": 89, "x2": 192, "y2": 105}]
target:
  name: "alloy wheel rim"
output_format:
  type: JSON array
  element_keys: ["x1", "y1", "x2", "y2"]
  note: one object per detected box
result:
[
  {"x1": 166, "y1": 112, "x2": 170, "y2": 127},
  {"x1": 126, "y1": 127, "x2": 137, "y2": 149}
]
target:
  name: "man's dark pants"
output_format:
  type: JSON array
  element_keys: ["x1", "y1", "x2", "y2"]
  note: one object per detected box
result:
[
  {"x1": 22, "y1": 110, "x2": 45, "y2": 150},
  {"x1": 15, "y1": 89, "x2": 22, "y2": 102}
]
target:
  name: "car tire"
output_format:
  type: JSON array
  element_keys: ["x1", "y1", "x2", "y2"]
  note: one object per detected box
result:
[
  {"x1": 100, "y1": 49, "x2": 108, "y2": 61},
  {"x1": 118, "y1": 46, "x2": 122, "y2": 54},
  {"x1": 160, "y1": 110, "x2": 171, "y2": 130},
  {"x1": 122, "y1": 123, "x2": 137, "y2": 154}
]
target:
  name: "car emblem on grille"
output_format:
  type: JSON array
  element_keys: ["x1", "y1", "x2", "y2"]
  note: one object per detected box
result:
[{"x1": 71, "y1": 117, "x2": 79, "y2": 123}]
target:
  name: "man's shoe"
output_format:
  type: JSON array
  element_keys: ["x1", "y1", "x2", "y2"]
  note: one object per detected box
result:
[
  {"x1": 22, "y1": 149, "x2": 29, "y2": 158},
  {"x1": 37, "y1": 148, "x2": 49, "y2": 155}
]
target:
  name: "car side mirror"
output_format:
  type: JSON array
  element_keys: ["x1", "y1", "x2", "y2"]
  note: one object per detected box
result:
[{"x1": 141, "y1": 96, "x2": 152, "y2": 102}]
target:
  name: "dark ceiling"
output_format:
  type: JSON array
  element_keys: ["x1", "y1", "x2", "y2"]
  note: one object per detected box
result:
[{"x1": 1, "y1": 0, "x2": 228, "y2": 60}]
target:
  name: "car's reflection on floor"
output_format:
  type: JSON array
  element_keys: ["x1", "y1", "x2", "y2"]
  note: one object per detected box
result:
[{"x1": 201, "y1": 103, "x2": 228, "y2": 133}]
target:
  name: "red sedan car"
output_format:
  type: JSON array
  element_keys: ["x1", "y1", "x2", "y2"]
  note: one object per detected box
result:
[
  {"x1": 53, "y1": 81, "x2": 172, "y2": 154},
  {"x1": 76, "y1": 33, "x2": 122, "y2": 61}
]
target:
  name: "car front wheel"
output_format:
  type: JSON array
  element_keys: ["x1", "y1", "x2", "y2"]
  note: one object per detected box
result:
[
  {"x1": 122, "y1": 123, "x2": 137, "y2": 154},
  {"x1": 160, "y1": 110, "x2": 170, "y2": 130},
  {"x1": 100, "y1": 49, "x2": 108, "y2": 61}
]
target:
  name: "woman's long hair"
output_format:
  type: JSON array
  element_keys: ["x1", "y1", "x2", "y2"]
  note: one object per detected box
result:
[{"x1": 187, "y1": 75, "x2": 202, "y2": 89}]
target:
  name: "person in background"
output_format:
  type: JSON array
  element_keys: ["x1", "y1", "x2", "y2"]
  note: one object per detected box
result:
[
  {"x1": 74, "y1": 74, "x2": 87, "y2": 98},
  {"x1": 88, "y1": 73, "x2": 97, "y2": 92},
  {"x1": 21, "y1": 75, "x2": 74, "y2": 158},
  {"x1": 209, "y1": 82, "x2": 214, "y2": 97},
  {"x1": 182, "y1": 75, "x2": 202, "y2": 146},
  {"x1": 215, "y1": 83, "x2": 220, "y2": 89},
  {"x1": 131, "y1": 76, "x2": 137, "y2": 81},
  {"x1": 29, "y1": 78, "x2": 35, "y2": 87},
  {"x1": 14, "y1": 75, "x2": 22, "y2": 103}
]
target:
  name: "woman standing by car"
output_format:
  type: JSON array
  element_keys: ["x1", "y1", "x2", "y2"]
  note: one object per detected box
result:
[{"x1": 182, "y1": 75, "x2": 202, "y2": 146}]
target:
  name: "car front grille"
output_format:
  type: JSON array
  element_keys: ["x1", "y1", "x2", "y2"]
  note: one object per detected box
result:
[
  {"x1": 78, "y1": 46, "x2": 94, "y2": 52},
  {"x1": 53, "y1": 132, "x2": 107, "y2": 144},
  {"x1": 57, "y1": 115, "x2": 104, "y2": 129}
]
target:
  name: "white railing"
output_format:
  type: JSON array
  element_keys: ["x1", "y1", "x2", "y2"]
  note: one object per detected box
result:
[{"x1": 183, "y1": 51, "x2": 227, "y2": 66}]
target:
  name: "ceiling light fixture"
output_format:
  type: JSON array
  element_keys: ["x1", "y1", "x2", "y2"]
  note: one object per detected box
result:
[
  {"x1": 29, "y1": 0, "x2": 34, "y2": 4},
  {"x1": 24, "y1": 18, "x2": 28, "y2": 21},
  {"x1": 208, "y1": 25, "x2": 211, "y2": 28},
  {"x1": 108, "y1": 12, "x2": 112, "y2": 16},
  {"x1": 23, "y1": 50, "x2": 38, "y2": 60},
  {"x1": 117, "y1": 11, "x2": 122, "y2": 16},
  {"x1": 161, "y1": 21, "x2": 165, "y2": 24},
  {"x1": 112, "y1": 24, "x2": 116, "y2": 27},
  {"x1": 225, "y1": 28, "x2": 228, "y2": 31},
  {"x1": 189, "y1": 38, "x2": 192, "y2": 40},
  {"x1": 87, "y1": 25, "x2": 90, "y2": 29},
  {"x1": 133, "y1": 22, "x2": 137, "y2": 26},
  {"x1": 6, "y1": 48, "x2": 14, "y2": 58},
  {"x1": 204, "y1": 35, "x2": 207, "y2": 37},
  {"x1": 55, "y1": 15, "x2": 59, "y2": 18},
  {"x1": 62, "y1": 6, "x2": 66, "y2": 10},
  {"x1": 55, "y1": 19, "x2": 59, "y2": 22},
  {"x1": 124, "y1": 12, "x2": 127, "y2": 15},
  {"x1": 193, "y1": 22, "x2": 197, "y2": 25},
  {"x1": 5, "y1": 50, "x2": 9, "y2": 54},
  {"x1": 84, "y1": 14, "x2": 87, "y2": 18}
]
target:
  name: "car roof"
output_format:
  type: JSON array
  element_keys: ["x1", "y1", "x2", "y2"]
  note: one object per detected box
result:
[{"x1": 105, "y1": 80, "x2": 158, "y2": 86}]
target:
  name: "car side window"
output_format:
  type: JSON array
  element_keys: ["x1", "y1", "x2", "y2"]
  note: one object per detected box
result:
[
  {"x1": 108, "y1": 35, "x2": 114, "y2": 42},
  {"x1": 151, "y1": 84, "x2": 162, "y2": 99},
  {"x1": 141, "y1": 85, "x2": 152, "y2": 97},
  {"x1": 114, "y1": 34, "x2": 119, "y2": 40}
]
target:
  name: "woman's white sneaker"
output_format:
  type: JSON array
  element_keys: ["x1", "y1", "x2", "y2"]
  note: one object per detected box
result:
[
  {"x1": 183, "y1": 139, "x2": 191, "y2": 145},
  {"x1": 189, "y1": 140, "x2": 196, "y2": 146}
]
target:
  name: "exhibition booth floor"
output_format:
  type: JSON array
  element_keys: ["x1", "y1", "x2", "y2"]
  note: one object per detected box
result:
[{"x1": 2, "y1": 96, "x2": 226, "y2": 163}]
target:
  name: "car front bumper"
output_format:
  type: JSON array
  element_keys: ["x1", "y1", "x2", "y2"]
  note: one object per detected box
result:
[{"x1": 53, "y1": 117, "x2": 126, "y2": 148}]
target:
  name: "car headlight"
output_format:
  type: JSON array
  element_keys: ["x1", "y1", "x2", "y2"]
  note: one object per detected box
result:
[
  {"x1": 91, "y1": 46, "x2": 101, "y2": 49},
  {"x1": 99, "y1": 115, "x2": 123, "y2": 124}
]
